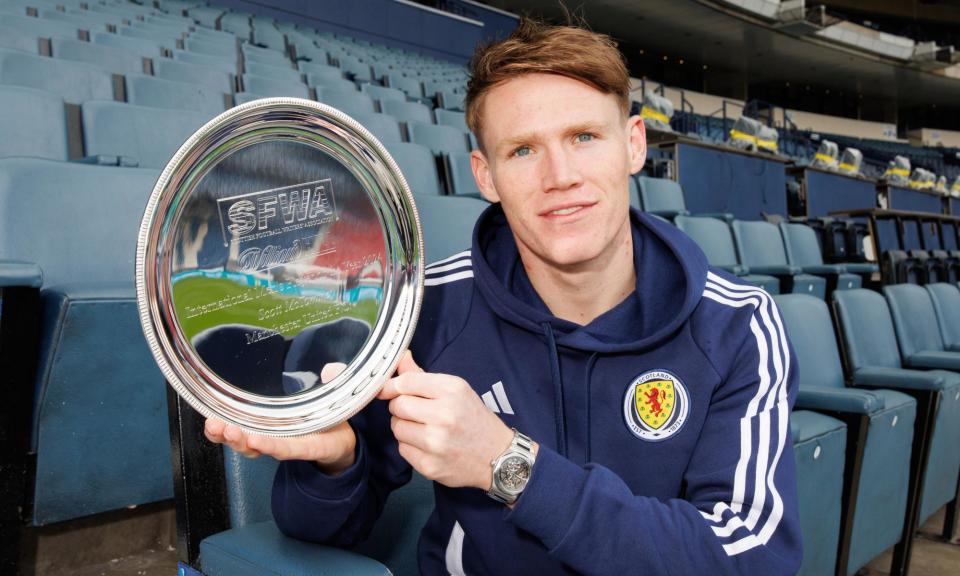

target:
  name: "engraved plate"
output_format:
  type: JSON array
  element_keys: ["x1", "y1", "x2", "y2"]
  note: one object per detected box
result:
[{"x1": 137, "y1": 98, "x2": 423, "y2": 436}]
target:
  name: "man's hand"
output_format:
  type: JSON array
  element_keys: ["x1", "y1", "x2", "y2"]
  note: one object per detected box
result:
[
  {"x1": 203, "y1": 362, "x2": 357, "y2": 476},
  {"x1": 378, "y1": 352, "x2": 515, "y2": 490}
]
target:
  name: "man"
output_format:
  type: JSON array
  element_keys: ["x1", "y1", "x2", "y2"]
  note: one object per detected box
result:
[{"x1": 206, "y1": 18, "x2": 802, "y2": 575}]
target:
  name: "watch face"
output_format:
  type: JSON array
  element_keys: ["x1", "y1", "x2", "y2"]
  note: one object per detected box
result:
[{"x1": 497, "y1": 455, "x2": 531, "y2": 491}]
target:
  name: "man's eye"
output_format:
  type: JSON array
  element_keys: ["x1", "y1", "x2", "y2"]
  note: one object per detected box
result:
[
  {"x1": 576, "y1": 133, "x2": 595, "y2": 143},
  {"x1": 513, "y1": 146, "x2": 532, "y2": 158}
]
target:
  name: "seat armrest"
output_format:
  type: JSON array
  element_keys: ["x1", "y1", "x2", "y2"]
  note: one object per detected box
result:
[
  {"x1": 0, "y1": 260, "x2": 43, "y2": 288},
  {"x1": 698, "y1": 212, "x2": 734, "y2": 222},
  {"x1": 801, "y1": 264, "x2": 847, "y2": 275},
  {"x1": 796, "y1": 388, "x2": 883, "y2": 414},
  {"x1": 718, "y1": 264, "x2": 747, "y2": 276},
  {"x1": 904, "y1": 351, "x2": 960, "y2": 372},
  {"x1": 748, "y1": 265, "x2": 802, "y2": 276},
  {"x1": 853, "y1": 366, "x2": 949, "y2": 391},
  {"x1": 946, "y1": 343, "x2": 960, "y2": 353}
]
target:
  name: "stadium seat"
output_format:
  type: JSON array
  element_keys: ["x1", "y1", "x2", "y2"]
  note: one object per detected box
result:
[
  {"x1": 316, "y1": 87, "x2": 376, "y2": 119},
  {"x1": 674, "y1": 215, "x2": 780, "y2": 294},
  {"x1": 436, "y1": 89, "x2": 464, "y2": 111},
  {"x1": 360, "y1": 83, "x2": 406, "y2": 103},
  {"x1": 0, "y1": 13, "x2": 83, "y2": 42},
  {"x1": 416, "y1": 194, "x2": 489, "y2": 261},
  {"x1": 185, "y1": 36, "x2": 237, "y2": 59},
  {"x1": 338, "y1": 56, "x2": 372, "y2": 82},
  {"x1": 883, "y1": 284, "x2": 960, "y2": 372},
  {"x1": 628, "y1": 176, "x2": 640, "y2": 209},
  {"x1": 352, "y1": 112, "x2": 403, "y2": 144},
  {"x1": 435, "y1": 108, "x2": 467, "y2": 132},
  {"x1": 0, "y1": 158, "x2": 171, "y2": 526},
  {"x1": 241, "y1": 73, "x2": 310, "y2": 98},
  {"x1": 779, "y1": 222, "x2": 862, "y2": 293},
  {"x1": 299, "y1": 61, "x2": 343, "y2": 82},
  {"x1": 0, "y1": 85, "x2": 68, "y2": 161},
  {"x1": 0, "y1": 24, "x2": 42, "y2": 53},
  {"x1": 381, "y1": 99, "x2": 432, "y2": 125},
  {"x1": 126, "y1": 74, "x2": 227, "y2": 117},
  {"x1": 233, "y1": 92, "x2": 268, "y2": 106},
  {"x1": 732, "y1": 220, "x2": 826, "y2": 297},
  {"x1": 172, "y1": 48, "x2": 238, "y2": 74},
  {"x1": 93, "y1": 31, "x2": 165, "y2": 59},
  {"x1": 833, "y1": 288, "x2": 960, "y2": 566},
  {"x1": 446, "y1": 152, "x2": 481, "y2": 197},
  {"x1": 777, "y1": 293, "x2": 916, "y2": 576},
  {"x1": 49, "y1": 37, "x2": 146, "y2": 76},
  {"x1": 383, "y1": 142, "x2": 442, "y2": 196},
  {"x1": 925, "y1": 283, "x2": 960, "y2": 351},
  {"x1": 407, "y1": 122, "x2": 469, "y2": 155},
  {"x1": 244, "y1": 60, "x2": 301, "y2": 83},
  {"x1": 242, "y1": 44, "x2": 291, "y2": 68},
  {"x1": 154, "y1": 58, "x2": 234, "y2": 94},
  {"x1": 119, "y1": 25, "x2": 180, "y2": 48},
  {"x1": 307, "y1": 74, "x2": 358, "y2": 94},
  {"x1": 81, "y1": 101, "x2": 209, "y2": 169},
  {"x1": 0, "y1": 47, "x2": 115, "y2": 105},
  {"x1": 384, "y1": 74, "x2": 423, "y2": 98},
  {"x1": 635, "y1": 176, "x2": 690, "y2": 219},
  {"x1": 791, "y1": 410, "x2": 847, "y2": 576}
]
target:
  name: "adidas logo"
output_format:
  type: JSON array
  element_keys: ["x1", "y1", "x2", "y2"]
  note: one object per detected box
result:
[{"x1": 481, "y1": 381, "x2": 514, "y2": 415}]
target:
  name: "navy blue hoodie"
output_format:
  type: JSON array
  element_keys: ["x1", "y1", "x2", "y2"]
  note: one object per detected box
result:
[{"x1": 272, "y1": 205, "x2": 802, "y2": 575}]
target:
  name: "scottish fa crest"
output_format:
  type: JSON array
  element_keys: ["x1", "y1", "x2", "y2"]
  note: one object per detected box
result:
[{"x1": 623, "y1": 370, "x2": 689, "y2": 441}]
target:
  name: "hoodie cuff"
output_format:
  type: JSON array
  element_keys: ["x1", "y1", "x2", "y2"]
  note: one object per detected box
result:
[
  {"x1": 504, "y1": 445, "x2": 588, "y2": 550},
  {"x1": 288, "y1": 430, "x2": 369, "y2": 503}
]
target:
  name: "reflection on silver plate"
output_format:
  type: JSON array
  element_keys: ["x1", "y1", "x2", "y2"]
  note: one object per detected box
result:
[{"x1": 136, "y1": 97, "x2": 423, "y2": 436}]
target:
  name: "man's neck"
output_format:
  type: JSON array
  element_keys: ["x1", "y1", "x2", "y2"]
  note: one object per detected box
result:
[{"x1": 519, "y1": 218, "x2": 636, "y2": 326}]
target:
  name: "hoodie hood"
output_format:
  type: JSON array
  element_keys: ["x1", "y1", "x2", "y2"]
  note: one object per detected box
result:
[{"x1": 472, "y1": 204, "x2": 708, "y2": 353}]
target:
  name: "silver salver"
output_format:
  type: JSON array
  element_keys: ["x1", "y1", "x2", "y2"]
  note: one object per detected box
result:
[{"x1": 136, "y1": 98, "x2": 424, "y2": 436}]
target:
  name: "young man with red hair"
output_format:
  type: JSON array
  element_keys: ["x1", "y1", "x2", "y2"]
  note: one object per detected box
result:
[{"x1": 207, "y1": 19, "x2": 802, "y2": 575}]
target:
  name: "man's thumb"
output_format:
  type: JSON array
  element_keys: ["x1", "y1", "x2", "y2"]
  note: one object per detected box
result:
[{"x1": 396, "y1": 350, "x2": 423, "y2": 374}]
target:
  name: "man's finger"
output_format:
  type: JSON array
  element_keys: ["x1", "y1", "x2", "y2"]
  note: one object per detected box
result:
[
  {"x1": 320, "y1": 362, "x2": 348, "y2": 384},
  {"x1": 390, "y1": 416, "x2": 429, "y2": 450},
  {"x1": 204, "y1": 418, "x2": 226, "y2": 443},
  {"x1": 396, "y1": 440, "x2": 427, "y2": 472},
  {"x1": 388, "y1": 394, "x2": 435, "y2": 424},
  {"x1": 379, "y1": 372, "x2": 450, "y2": 400},
  {"x1": 396, "y1": 350, "x2": 423, "y2": 375}
]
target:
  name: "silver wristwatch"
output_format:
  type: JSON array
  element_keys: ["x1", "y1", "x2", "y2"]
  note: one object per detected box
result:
[{"x1": 487, "y1": 429, "x2": 536, "y2": 505}]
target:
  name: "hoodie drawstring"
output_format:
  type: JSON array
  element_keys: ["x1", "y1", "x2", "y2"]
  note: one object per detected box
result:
[
  {"x1": 542, "y1": 322, "x2": 566, "y2": 456},
  {"x1": 584, "y1": 352, "x2": 599, "y2": 463}
]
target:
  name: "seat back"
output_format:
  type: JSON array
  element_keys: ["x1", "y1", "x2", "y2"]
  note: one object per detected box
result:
[
  {"x1": 780, "y1": 222, "x2": 825, "y2": 267},
  {"x1": 416, "y1": 195, "x2": 488, "y2": 262},
  {"x1": 299, "y1": 61, "x2": 343, "y2": 82},
  {"x1": 353, "y1": 112, "x2": 403, "y2": 144},
  {"x1": 925, "y1": 283, "x2": 960, "y2": 349},
  {"x1": 81, "y1": 101, "x2": 210, "y2": 168},
  {"x1": 407, "y1": 122, "x2": 469, "y2": 156},
  {"x1": 317, "y1": 87, "x2": 376, "y2": 118},
  {"x1": 0, "y1": 23, "x2": 41, "y2": 53},
  {"x1": 386, "y1": 74, "x2": 423, "y2": 98},
  {"x1": 241, "y1": 73, "x2": 310, "y2": 98},
  {"x1": 434, "y1": 108, "x2": 467, "y2": 132},
  {"x1": 307, "y1": 74, "x2": 358, "y2": 94},
  {"x1": 154, "y1": 58, "x2": 234, "y2": 94},
  {"x1": 172, "y1": 48, "x2": 238, "y2": 74},
  {"x1": 50, "y1": 37, "x2": 145, "y2": 76},
  {"x1": 883, "y1": 284, "x2": 945, "y2": 358},
  {"x1": 732, "y1": 220, "x2": 790, "y2": 268},
  {"x1": 242, "y1": 44, "x2": 291, "y2": 68},
  {"x1": 0, "y1": 47, "x2": 115, "y2": 105},
  {"x1": 0, "y1": 85, "x2": 68, "y2": 161},
  {"x1": 832, "y1": 289, "x2": 903, "y2": 370},
  {"x1": 93, "y1": 31, "x2": 165, "y2": 58},
  {"x1": 674, "y1": 215, "x2": 740, "y2": 269},
  {"x1": 774, "y1": 294, "x2": 846, "y2": 389},
  {"x1": 446, "y1": 152, "x2": 481, "y2": 197},
  {"x1": 185, "y1": 37, "x2": 237, "y2": 59},
  {"x1": 636, "y1": 176, "x2": 687, "y2": 217},
  {"x1": 126, "y1": 74, "x2": 227, "y2": 116},
  {"x1": 0, "y1": 13, "x2": 82, "y2": 41},
  {"x1": 361, "y1": 83, "x2": 405, "y2": 103},
  {"x1": 244, "y1": 60, "x2": 301, "y2": 83},
  {"x1": 383, "y1": 142, "x2": 441, "y2": 196},
  {"x1": 381, "y1": 99, "x2": 432, "y2": 125}
]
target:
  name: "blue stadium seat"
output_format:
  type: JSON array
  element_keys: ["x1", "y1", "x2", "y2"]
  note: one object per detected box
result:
[
  {"x1": 925, "y1": 283, "x2": 960, "y2": 351},
  {"x1": 233, "y1": 92, "x2": 268, "y2": 106},
  {"x1": 436, "y1": 88, "x2": 464, "y2": 111},
  {"x1": 416, "y1": 194, "x2": 489, "y2": 261},
  {"x1": 185, "y1": 36, "x2": 237, "y2": 59},
  {"x1": 39, "y1": 8, "x2": 116, "y2": 30},
  {"x1": 172, "y1": 48, "x2": 238, "y2": 74},
  {"x1": 791, "y1": 410, "x2": 846, "y2": 576},
  {"x1": 0, "y1": 158, "x2": 171, "y2": 525},
  {"x1": 154, "y1": 58, "x2": 234, "y2": 94},
  {"x1": 242, "y1": 43, "x2": 290, "y2": 68},
  {"x1": 384, "y1": 74, "x2": 423, "y2": 98},
  {"x1": 674, "y1": 215, "x2": 780, "y2": 294},
  {"x1": 0, "y1": 13, "x2": 83, "y2": 41},
  {"x1": 777, "y1": 293, "x2": 916, "y2": 576},
  {"x1": 118, "y1": 24, "x2": 180, "y2": 47},
  {"x1": 833, "y1": 288, "x2": 960, "y2": 563},
  {"x1": 338, "y1": 56, "x2": 372, "y2": 82},
  {"x1": 306, "y1": 73, "x2": 357, "y2": 94},
  {"x1": 0, "y1": 85, "x2": 68, "y2": 160},
  {"x1": 0, "y1": 47, "x2": 115, "y2": 104},
  {"x1": 732, "y1": 220, "x2": 826, "y2": 297},
  {"x1": 299, "y1": 61, "x2": 343, "y2": 82},
  {"x1": 49, "y1": 37, "x2": 146, "y2": 76},
  {"x1": 93, "y1": 31, "x2": 165, "y2": 59},
  {"x1": 352, "y1": 112, "x2": 403, "y2": 144},
  {"x1": 381, "y1": 99, "x2": 432, "y2": 125},
  {"x1": 407, "y1": 122, "x2": 469, "y2": 156},
  {"x1": 884, "y1": 284, "x2": 960, "y2": 371},
  {"x1": 241, "y1": 73, "x2": 310, "y2": 98},
  {"x1": 636, "y1": 176, "x2": 690, "y2": 219},
  {"x1": 779, "y1": 222, "x2": 861, "y2": 293},
  {"x1": 628, "y1": 175, "x2": 640, "y2": 209},
  {"x1": 126, "y1": 74, "x2": 227, "y2": 116},
  {"x1": 0, "y1": 23, "x2": 41, "y2": 52},
  {"x1": 435, "y1": 108, "x2": 467, "y2": 132},
  {"x1": 383, "y1": 142, "x2": 442, "y2": 196},
  {"x1": 244, "y1": 60, "x2": 301, "y2": 83},
  {"x1": 446, "y1": 152, "x2": 481, "y2": 197},
  {"x1": 360, "y1": 83, "x2": 405, "y2": 103},
  {"x1": 81, "y1": 101, "x2": 209, "y2": 169},
  {"x1": 316, "y1": 87, "x2": 376, "y2": 119}
]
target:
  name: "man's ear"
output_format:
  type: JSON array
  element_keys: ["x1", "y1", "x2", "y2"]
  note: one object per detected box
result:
[
  {"x1": 627, "y1": 115, "x2": 647, "y2": 175},
  {"x1": 471, "y1": 149, "x2": 501, "y2": 203}
]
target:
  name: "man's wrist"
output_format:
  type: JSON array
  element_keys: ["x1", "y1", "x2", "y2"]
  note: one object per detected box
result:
[{"x1": 314, "y1": 429, "x2": 358, "y2": 477}]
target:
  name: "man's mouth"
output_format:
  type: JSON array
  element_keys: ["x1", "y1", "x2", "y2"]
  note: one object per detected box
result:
[{"x1": 541, "y1": 202, "x2": 596, "y2": 218}]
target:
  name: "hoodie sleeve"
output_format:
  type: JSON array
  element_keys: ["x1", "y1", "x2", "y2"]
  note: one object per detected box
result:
[{"x1": 505, "y1": 295, "x2": 802, "y2": 576}]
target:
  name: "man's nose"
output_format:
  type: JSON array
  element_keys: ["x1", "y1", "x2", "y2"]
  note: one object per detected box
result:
[{"x1": 541, "y1": 144, "x2": 582, "y2": 192}]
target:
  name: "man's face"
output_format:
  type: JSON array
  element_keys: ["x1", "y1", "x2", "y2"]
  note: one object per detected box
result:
[{"x1": 470, "y1": 73, "x2": 646, "y2": 271}]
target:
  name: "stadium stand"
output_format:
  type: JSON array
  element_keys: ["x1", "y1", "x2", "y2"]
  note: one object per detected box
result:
[{"x1": 732, "y1": 220, "x2": 827, "y2": 296}]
